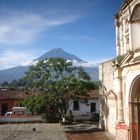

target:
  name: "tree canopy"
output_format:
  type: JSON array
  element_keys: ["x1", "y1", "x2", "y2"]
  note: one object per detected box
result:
[{"x1": 23, "y1": 58, "x2": 93, "y2": 122}]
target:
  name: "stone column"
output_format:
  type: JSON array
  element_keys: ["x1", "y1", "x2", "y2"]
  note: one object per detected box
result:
[{"x1": 114, "y1": 67, "x2": 124, "y2": 123}]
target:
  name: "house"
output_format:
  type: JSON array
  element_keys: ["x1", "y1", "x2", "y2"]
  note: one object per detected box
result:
[
  {"x1": 99, "y1": 0, "x2": 140, "y2": 140},
  {"x1": 67, "y1": 90, "x2": 99, "y2": 121},
  {"x1": 0, "y1": 88, "x2": 29, "y2": 116}
]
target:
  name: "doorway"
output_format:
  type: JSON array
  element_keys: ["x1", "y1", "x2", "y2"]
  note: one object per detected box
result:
[{"x1": 1, "y1": 103, "x2": 8, "y2": 116}]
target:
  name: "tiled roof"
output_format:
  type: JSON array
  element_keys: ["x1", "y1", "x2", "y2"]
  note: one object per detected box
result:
[
  {"x1": 79, "y1": 90, "x2": 99, "y2": 99},
  {"x1": 0, "y1": 89, "x2": 31, "y2": 100},
  {"x1": 87, "y1": 90, "x2": 99, "y2": 99}
]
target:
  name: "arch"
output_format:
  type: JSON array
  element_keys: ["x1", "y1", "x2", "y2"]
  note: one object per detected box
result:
[
  {"x1": 130, "y1": 3, "x2": 140, "y2": 23},
  {"x1": 130, "y1": 3, "x2": 140, "y2": 49},
  {"x1": 129, "y1": 75, "x2": 140, "y2": 140}
]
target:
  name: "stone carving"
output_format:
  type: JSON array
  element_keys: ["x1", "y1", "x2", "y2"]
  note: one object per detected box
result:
[
  {"x1": 125, "y1": 34, "x2": 129, "y2": 44},
  {"x1": 125, "y1": 19, "x2": 129, "y2": 33}
]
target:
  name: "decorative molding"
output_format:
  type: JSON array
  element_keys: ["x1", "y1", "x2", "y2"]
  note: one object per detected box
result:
[
  {"x1": 121, "y1": 51, "x2": 134, "y2": 65},
  {"x1": 105, "y1": 90, "x2": 117, "y2": 100}
]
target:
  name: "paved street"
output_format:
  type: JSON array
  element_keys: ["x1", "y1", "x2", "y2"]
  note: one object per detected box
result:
[
  {"x1": 0, "y1": 123, "x2": 66, "y2": 140},
  {"x1": 0, "y1": 123, "x2": 113, "y2": 140}
]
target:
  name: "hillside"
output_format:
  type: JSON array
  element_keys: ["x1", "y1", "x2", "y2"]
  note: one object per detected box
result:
[{"x1": 0, "y1": 48, "x2": 99, "y2": 83}]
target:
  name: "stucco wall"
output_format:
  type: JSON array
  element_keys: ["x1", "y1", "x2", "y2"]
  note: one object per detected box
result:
[
  {"x1": 99, "y1": 60, "x2": 116, "y2": 136},
  {"x1": 67, "y1": 98, "x2": 99, "y2": 121},
  {"x1": 99, "y1": 60, "x2": 114, "y2": 93},
  {"x1": 107, "y1": 96, "x2": 117, "y2": 136},
  {"x1": 122, "y1": 64, "x2": 140, "y2": 125}
]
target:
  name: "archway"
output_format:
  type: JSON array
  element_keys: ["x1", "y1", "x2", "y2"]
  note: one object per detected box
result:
[{"x1": 130, "y1": 75, "x2": 140, "y2": 140}]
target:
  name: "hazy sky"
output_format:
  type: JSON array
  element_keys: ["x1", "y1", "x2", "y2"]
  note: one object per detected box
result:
[{"x1": 0, "y1": 0, "x2": 123, "y2": 69}]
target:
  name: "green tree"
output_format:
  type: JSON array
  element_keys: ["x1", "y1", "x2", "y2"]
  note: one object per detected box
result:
[
  {"x1": 23, "y1": 58, "x2": 91, "y2": 122},
  {"x1": 1, "y1": 81, "x2": 9, "y2": 87},
  {"x1": 9, "y1": 80, "x2": 18, "y2": 90},
  {"x1": 22, "y1": 96, "x2": 36, "y2": 115},
  {"x1": 22, "y1": 94, "x2": 47, "y2": 115}
]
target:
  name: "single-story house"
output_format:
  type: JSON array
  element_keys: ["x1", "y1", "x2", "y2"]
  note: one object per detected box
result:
[
  {"x1": 0, "y1": 88, "x2": 29, "y2": 116},
  {"x1": 67, "y1": 90, "x2": 99, "y2": 121}
]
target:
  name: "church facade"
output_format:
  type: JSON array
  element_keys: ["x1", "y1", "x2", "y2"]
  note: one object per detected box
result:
[{"x1": 99, "y1": 0, "x2": 140, "y2": 140}]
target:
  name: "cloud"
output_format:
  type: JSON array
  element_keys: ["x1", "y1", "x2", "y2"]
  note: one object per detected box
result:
[
  {"x1": 20, "y1": 60, "x2": 38, "y2": 67},
  {"x1": 72, "y1": 60, "x2": 95, "y2": 67},
  {"x1": 72, "y1": 57, "x2": 114, "y2": 67},
  {"x1": 0, "y1": 12, "x2": 81, "y2": 45},
  {"x1": 0, "y1": 50, "x2": 113, "y2": 70},
  {"x1": 89, "y1": 58, "x2": 114, "y2": 65},
  {"x1": 0, "y1": 50, "x2": 36, "y2": 70}
]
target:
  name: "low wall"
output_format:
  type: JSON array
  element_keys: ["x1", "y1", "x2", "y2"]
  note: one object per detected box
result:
[
  {"x1": 68, "y1": 114, "x2": 99, "y2": 122},
  {"x1": 0, "y1": 116, "x2": 42, "y2": 123}
]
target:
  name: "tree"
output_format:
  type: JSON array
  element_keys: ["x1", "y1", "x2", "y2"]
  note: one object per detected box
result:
[
  {"x1": 9, "y1": 80, "x2": 18, "y2": 90},
  {"x1": 22, "y1": 94, "x2": 47, "y2": 115},
  {"x1": 112, "y1": 54, "x2": 125, "y2": 68},
  {"x1": 23, "y1": 58, "x2": 91, "y2": 122},
  {"x1": 1, "y1": 81, "x2": 9, "y2": 87}
]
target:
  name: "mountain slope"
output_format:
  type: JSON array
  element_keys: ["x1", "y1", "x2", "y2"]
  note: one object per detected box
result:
[
  {"x1": 0, "y1": 66, "x2": 29, "y2": 83},
  {"x1": 35, "y1": 48, "x2": 85, "y2": 62},
  {"x1": 0, "y1": 48, "x2": 98, "y2": 83}
]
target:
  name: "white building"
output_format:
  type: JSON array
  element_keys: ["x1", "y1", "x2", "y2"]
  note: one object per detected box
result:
[{"x1": 67, "y1": 90, "x2": 99, "y2": 121}]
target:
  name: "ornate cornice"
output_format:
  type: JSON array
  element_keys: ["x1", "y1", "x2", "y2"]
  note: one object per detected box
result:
[{"x1": 115, "y1": 0, "x2": 133, "y2": 19}]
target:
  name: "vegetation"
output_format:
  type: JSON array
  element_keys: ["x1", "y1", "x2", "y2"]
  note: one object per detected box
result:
[
  {"x1": 0, "y1": 79, "x2": 26, "y2": 90},
  {"x1": 22, "y1": 94, "x2": 48, "y2": 114},
  {"x1": 112, "y1": 55, "x2": 125, "y2": 68},
  {"x1": 0, "y1": 58, "x2": 99, "y2": 122},
  {"x1": 22, "y1": 58, "x2": 95, "y2": 122}
]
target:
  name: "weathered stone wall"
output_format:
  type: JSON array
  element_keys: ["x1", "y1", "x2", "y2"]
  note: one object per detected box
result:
[
  {"x1": 99, "y1": 0, "x2": 140, "y2": 139},
  {"x1": 99, "y1": 60, "x2": 114, "y2": 94},
  {"x1": 99, "y1": 60, "x2": 116, "y2": 136},
  {"x1": 115, "y1": 0, "x2": 140, "y2": 56}
]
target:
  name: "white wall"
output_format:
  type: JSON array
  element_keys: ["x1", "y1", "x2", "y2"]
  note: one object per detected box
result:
[
  {"x1": 107, "y1": 98, "x2": 117, "y2": 136},
  {"x1": 131, "y1": 22, "x2": 140, "y2": 49},
  {"x1": 67, "y1": 99, "x2": 99, "y2": 121}
]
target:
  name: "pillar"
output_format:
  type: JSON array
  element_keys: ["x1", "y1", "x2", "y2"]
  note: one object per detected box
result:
[{"x1": 114, "y1": 67, "x2": 124, "y2": 123}]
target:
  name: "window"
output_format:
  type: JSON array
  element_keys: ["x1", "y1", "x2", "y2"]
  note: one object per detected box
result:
[{"x1": 73, "y1": 101, "x2": 79, "y2": 111}]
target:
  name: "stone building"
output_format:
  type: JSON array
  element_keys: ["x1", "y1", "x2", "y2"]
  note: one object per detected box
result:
[{"x1": 99, "y1": 0, "x2": 140, "y2": 140}]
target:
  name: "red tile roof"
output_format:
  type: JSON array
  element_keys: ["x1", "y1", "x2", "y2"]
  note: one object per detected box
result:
[
  {"x1": 80, "y1": 90, "x2": 99, "y2": 99},
  {"x1": 87, "y1": 90, "x2": 99, "y2": 99},
  {"x1": 0, "y1": 89, "x2": 31, "y2": 100}
]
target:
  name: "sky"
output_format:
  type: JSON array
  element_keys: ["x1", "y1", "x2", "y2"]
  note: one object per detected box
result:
[{"x1": 0, "y1": 0, "x2": 124, "y2": 70}]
